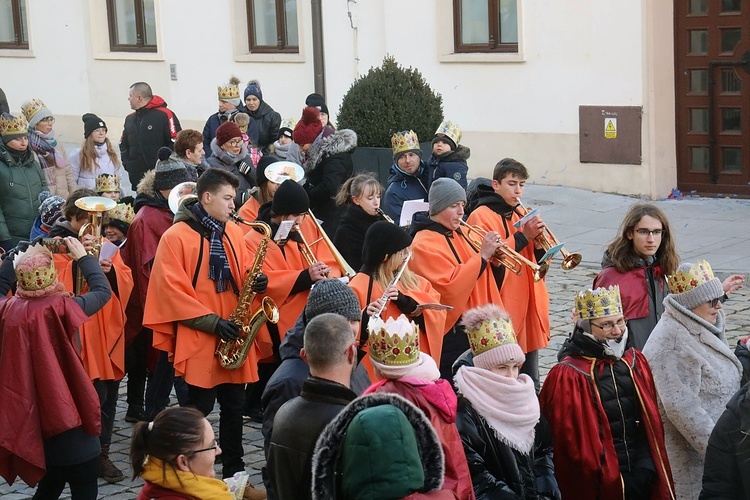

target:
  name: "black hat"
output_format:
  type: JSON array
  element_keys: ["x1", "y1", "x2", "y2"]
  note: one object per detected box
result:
[
  {"x1": 255, "y1": 155, "x2": 277, "y2": 188},
  {"x1": 361, "y1": 221, "x2": 413, "y2": 273},
  {"x1": 82, "y1": 113, "x2": 107, "y2": 139},
  {"x1": 305, "y1": 92, "x2": 329, "y2": 116},
  {"x1": 272, "y1": 179, "x2": 309, "y2": 215}
]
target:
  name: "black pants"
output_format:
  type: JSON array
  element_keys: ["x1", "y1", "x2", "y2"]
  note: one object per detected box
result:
[
  {"x1": 439, "y1": 325, "x2": 470, "y2": 382},
  {"x1": 520, "y1": 349, "x2": 540, "y2": 393},
  {"x1": 145, "y1": 351, "x2": 189, "y2": 420},
  {"x1": 32, "y1": 457, "x2": 98, "y2": 500},
  {"x1": 92, "y1": 379, "x2": 120, "y2": 446},
  {"x1": 187, "y1": 383, "x2": 245, "y2": 478},
  {"x1": 125, "y1": 330, "x2": 149, "y2": 411}
]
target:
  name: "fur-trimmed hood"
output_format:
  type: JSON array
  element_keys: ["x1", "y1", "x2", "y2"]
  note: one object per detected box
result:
[
  {"x1": 311, "y1": 392, "x2": 445, "y2": 499},
  {"x1": 305, "y1": 128, "x2": 357, "y2": 172},
  {"x1": 133, "y1": 169, "x2": 170, "y2": 213},
  {"x1": 137, "y1": 169, "x2": 157, "y2": 197}
]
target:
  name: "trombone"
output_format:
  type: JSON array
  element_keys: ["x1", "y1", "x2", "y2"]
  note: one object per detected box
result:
[
  {"x1": 307, "y1": 209, "x2": 356, "y2": 279},
  {"x1": 459, "y1": 220, "x2": 549, "y2": 282},
  {"x1": 516, "y1": 200, "x2": 581, "y2": 270},
  {"x1": 292, "y1": 221, "x2": 320, "y2": 270}
]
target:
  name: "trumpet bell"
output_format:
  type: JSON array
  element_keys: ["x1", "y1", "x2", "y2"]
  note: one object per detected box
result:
[
  {"x1": 561, "y1": 252, "x2": 582, "y2": 270},
  {"x1": 74, "y1": 196, "x2": 117, "y2": 213},
  {"x1": 168, "y1": 182, "x2": 198, "y2": 214}
]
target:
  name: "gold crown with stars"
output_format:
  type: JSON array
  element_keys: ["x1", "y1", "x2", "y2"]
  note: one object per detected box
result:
[
  {"x1": 368, "y1": 314, "x2": 421, "y2": 366},
  {"x1": 434, "y1": 120, "x2": 462, "y2": 146},
  {"x1": 575, "y1": 285, "x2": 623, "y2": 320},
  {"x1": 13, "y1": 243, "x2": 57, "y2": 292},
  {"x1": 391, "y1": 130, "x2": 420, "y2": 156},
  {"x1": 96, "y1": 173, "x2": 120, "y2": 193},
  {"x1": 667, "y1": 260, "x2": 716, "y2": 294}
]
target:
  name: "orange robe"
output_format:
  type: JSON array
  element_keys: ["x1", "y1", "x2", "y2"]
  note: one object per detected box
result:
[
  {"x1": 349, "y1": 272, "x2": 447, "y2": 381},
  {"x1": 467, "y1": 206, "x2": 550, "y2": 353},
  {"x1": 143, "y1": 219, "x2": 259, "y2": 388},
  {"x1": 54, "y1": 250, "x2": 133, "y2": 381},
  {"x1": 236, "y1": 197, "x2": 261, "y2": 233},
  {"x1": 244, "y1": 218, "x2": 341, "y2": 360},
  {"x1": 410, "y1": 227, "x2": 503, "y2": 331}
]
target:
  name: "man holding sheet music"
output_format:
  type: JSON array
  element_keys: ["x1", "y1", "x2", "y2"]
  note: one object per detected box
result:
[{"x1": 382, "y1": 130, "x2": 430, "y2": 224}]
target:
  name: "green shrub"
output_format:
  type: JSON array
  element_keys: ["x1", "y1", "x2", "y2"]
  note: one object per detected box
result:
[{"x1": 337, "y1": 55, "x2": 444, "y2": 148}]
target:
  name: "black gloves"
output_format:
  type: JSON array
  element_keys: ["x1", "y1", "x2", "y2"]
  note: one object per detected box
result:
[
  {"x1": 252, "y1": 273, "x2": 268, "y2": 294},
  {"x1": 214, "y1": 319, "x2": 241, "y2": 342},
  {"x1": 394, "y1": 291, "x2": 419, "y2": 315}
]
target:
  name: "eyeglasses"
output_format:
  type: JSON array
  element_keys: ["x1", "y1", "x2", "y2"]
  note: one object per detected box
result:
[
  {"x1": 590, "y1": 317, "x2": 628, "y2": 333},
  {"x1": 189, "y1": 440, "x2": 218, "y2": 455},
  {"x1": 634, "y1": 228, "x2": 665, "y2": 237},
  {"x1": 227, "y1": 139, "x2": 243, "y2": 147},
  {"x1": 708, "y1": 295, "x2": 727, "y2": 308},
  {"x1": 40, "y1": 117, "x2": 55, "y2": 123}
]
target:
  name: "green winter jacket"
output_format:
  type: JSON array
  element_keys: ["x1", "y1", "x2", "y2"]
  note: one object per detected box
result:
[{"x1": 0, "y1": 143, "x2": 48, "y2": 245}]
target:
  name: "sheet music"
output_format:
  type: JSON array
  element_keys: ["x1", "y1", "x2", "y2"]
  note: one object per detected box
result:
[
  {"x1": 274, "y1": 220, "x2": 295, "y2": 242},
  {"x1": 400, "y1": 199, "x2": 429, "y2": 227}
]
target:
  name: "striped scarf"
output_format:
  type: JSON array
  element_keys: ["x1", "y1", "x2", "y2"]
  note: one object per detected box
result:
[{"x1": 191, "y1": 202, "x2": 233, "y2": 293}]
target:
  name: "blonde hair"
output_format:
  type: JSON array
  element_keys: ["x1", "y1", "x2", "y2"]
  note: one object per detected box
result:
[
  {"x1": 335, "y1": 172, "x2": 382, "y2": 206},
  {"x1": 372, "y1": 248, "x2": 419, "y2": 293},
  {"x1": 78, "y1": 135, "x2": 121, "y2": 173}
]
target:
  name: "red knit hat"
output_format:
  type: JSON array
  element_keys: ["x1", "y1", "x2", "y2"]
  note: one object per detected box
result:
[
  {"x1": 293, "y1": 106, "x2": 323, "y2": 146},
  {"x1": 215, "y1": 121, "x2": 243, "y2": 148}
]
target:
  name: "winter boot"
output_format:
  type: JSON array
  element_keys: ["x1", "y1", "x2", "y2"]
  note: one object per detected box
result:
[{"x1": 99, "y1": 445, "x2": 125, "y2": 483}]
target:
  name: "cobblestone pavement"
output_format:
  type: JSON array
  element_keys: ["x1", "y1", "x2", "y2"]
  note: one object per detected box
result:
[{"x1": 3, "y1": 262, "x2": 747, "y2": 498}]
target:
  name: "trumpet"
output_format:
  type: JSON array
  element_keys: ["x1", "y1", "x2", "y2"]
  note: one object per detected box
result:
[
  {"x1": 292, "y1": 222, "x2": 320, "y2": 270},
  {"x1": 74, "y1": 196, "x2": 117, "y2": 295},
  {"x1": 516, "y1": 200, "x2": 581, "y2": 270},
  {"x1": 376, "y1": 208, "x2": 394, "y2": 224},
  {"x1": 307, "y1": 209, "x2": 356, "y2": 279},
  {"x1": 459, "y1": 220, "x2": 549, "y2": 282}
]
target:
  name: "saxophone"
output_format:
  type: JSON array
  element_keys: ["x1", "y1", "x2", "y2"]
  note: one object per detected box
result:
[{"x1": 215, "y1": 213, "x2": 280, "y2": 370}]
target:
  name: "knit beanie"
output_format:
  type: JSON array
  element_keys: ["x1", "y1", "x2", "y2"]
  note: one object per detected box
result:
[
  {"x1": 305, "y1": 92, "x2": 329, "y2": 116},
  {"x1": 255, "y1": 155, "x2": 277, "y2": 188},
  {"x1": 154, "y1": 147, "x2": 191, "y2": 191},
  {"x1": 432, "y1": 135, "x2": 457, "y2": 151},
  {"x1": 215, "y1": 121, "x2": 243, "y2": 148},
  {"x1": 305, "y1": 278, "x2": 361, "y2": 321},
  {"x1": 0, "y1": 113, "x2": 29, "y2": 142},
  {"x1": 38, "y1": 191, "x2": 65, "y2": 229},
  {"x1": 279, "y1": 117, "x2": 296, "y2": 139},
  {"x1": 428, "y1": 178, "x2": 466, "y2": 216},
  {"x1": 668, "y1": 261, "x2": 724, "y2": 310},
  {"x1": 272, "y1": 179, "x2": 309, "y2": 215},
  {"x1": 293, "y1": 107, "x2": 323, "y2": 146},
  {"x1": 462, "y1": 304, "x2": 525, "y2": 370},
  {"x1": 361, "y1": 221, "x2": 413, "y2": 273},
  {"x1": 244, "y1": 79, "x2": 263, "y2": 102},
  {"x1": 82, "y1": 113, "x2": 107, "y2": 139},
  {"x1": 21, "y1": 98, "x2": 53, "y2": 130}
]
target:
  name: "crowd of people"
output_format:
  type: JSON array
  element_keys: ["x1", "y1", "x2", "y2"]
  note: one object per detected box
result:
[{"x1": 0, "y1": 80, "x2": 748, "y2": 500}]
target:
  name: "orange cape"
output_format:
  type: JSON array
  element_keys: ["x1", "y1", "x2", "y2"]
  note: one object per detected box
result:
[
  {"x1": 467, "y1": 206, "x2": 550, "y2": 352},
  {"x1": 236, "y1": 197, "x2": 261, "y2": 233},
  {"x1": 143, "y1": 219, "x2": 259, "y2": 388},
  {"x1": 349, "y1": 272, "x2": 447, "y2": 381}
]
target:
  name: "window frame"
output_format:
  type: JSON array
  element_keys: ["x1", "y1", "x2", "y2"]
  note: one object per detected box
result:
[
  {"x1": 106, "y1": 0, "x2": 157, "y2": 53},
  {"x1": 0, "y1": 0, "x2": 29, "y2": 50},
  {"x1": 246, "y1": 0, "x2": 299, "y2": 53},
  {"x1": 452, "y1": 0, "x2": 519, "y2": 53}
]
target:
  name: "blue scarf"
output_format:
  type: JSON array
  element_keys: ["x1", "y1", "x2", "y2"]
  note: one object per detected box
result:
[{"x1": 191, "y1": 202, "x2": 233, "y2": 293}]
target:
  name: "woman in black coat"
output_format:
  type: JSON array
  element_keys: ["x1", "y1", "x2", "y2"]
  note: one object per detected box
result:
[
  {"x1": 242, "y1": 80, "x2": 281, "y2": 152},
  {"x1": 333, "y1": 173, "x2": 385, "y2": 272}
]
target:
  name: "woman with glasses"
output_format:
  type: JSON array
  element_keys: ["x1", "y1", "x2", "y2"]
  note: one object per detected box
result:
[
  {"x1": 206, "y1": 121, "x2": 256, "y2": 207},
  {"x1": 642, "y1": 261, "x2": 743, "y2": 499}
]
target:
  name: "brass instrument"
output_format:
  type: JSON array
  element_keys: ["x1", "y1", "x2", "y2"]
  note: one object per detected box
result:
[
  {"x1": 168, "y1": 182, "x2": 198, "y2": 214},
  {"x1": 292, "y1": 222, "x2": 319, "y2": 269},
  {"x1": 216, "y1": 212, "x2": 280, "y2": 370},
  {"x1": 307, "y1": 209, "x2": 356, "y2": 279},
  {"x1": 74, "y1": 196, "x2": 117, "y2": 295},
  {"x1": 373, "y1": 250, "x2": 412, "y2": 319},
  {"x1": 517, "y1": 200, "x2": 581, "y2": 270},
  {"x1": 459, "y1": 220, "x2": 549, "y2": 282},
  {"x1": 376, "y1": 208, "x2": 394, "y2": 224}
]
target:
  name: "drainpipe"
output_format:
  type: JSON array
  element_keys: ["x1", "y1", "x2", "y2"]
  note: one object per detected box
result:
[{"x1": 311, "y1": 0, "x2": 326, "y2": 99}]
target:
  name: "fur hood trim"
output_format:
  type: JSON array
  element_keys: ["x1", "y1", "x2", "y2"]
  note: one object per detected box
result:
[
  {"x1": 305, "y1": 128, "x2": 357, "y2": 172},
  {"x1": 311, "y1": 392, "x2": 444, "y2": 499},
  {"x1": 137, "y1": 169, "x2": 157, "y2": 197},
  {"x1": 441, "y1": 144, "x2": 471, "y2": 161},
  {"x1": 210, "y1": 137, "x2": 249, "y2": 164}
]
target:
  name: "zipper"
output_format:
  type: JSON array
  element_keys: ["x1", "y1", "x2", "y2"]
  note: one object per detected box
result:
[{"x1": 610, "y1": 364, "x2": 632, "y2": 471}]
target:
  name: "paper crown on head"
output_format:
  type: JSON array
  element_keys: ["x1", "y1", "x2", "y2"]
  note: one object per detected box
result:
[
  {"x1": 13, "y1": 243, "x2": 57, "y2": 292},
  {"x1": 280, "y1": 117, "x2": 297, "y2": 131},
  {"x1": 575, "y1": 285, "x2": 623, "y2": 320},
  {"x1": 434, "y1": 120, "x2": 462, "y2": 146},
  {"x1": 0, "y1": 113, "x2": 29, "y2": 138},
  {"x1": 96, "y1": 173, "x2": 120, "y2": 193},
  {"x1": 368, "y1": 314, "x2": 421, "y2": 366},
  {"x1": 391, "y1": 130, "x2": 420, "y2": 156},
  {"x1": 667, "y1": 260, "x2": 715, "y2": 294},
  {"x1": 108, "y1": 203, "x2": 135, "y2": 225},
  {"x1": 21, "y1": 98, "x2": 52, "y2": 127},
  {"x1": 218, "y1": 77, "x2": 241, "y2": 102},
  {"x1": 464, "y1": 307, "x2": 517, "y2": 357}
]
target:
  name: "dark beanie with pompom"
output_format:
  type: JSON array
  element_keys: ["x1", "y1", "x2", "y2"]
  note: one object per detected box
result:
[
  {"x1": 154, "y1": 147, "x2": 190, "y2": 191},
  {"x1": 293, "y1": 106, "x2": 323, "y2": 146}
]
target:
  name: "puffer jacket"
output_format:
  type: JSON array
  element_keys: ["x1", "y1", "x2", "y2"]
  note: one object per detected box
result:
[
  {"x1": 69, "y1": 142, "x2": 134, "y2": 198},
  {"x1": 303, "y1": 129, "x2": 357, "y2": 237},
  {"x1": 243, "y1": 100, "x2": 281, "y2": 150},
  {"x1": 427, "y1": 144, "x2": 470, "y2": 190},
  {"x1": 383, "y1": 161, "x2": 430, "y2": 224},
  {"x1": 0, "y1": 143, "x2": 48, "y2": 246},
  {"x1": 206, "y1": 138, "x2": 256, "y2": 207}
]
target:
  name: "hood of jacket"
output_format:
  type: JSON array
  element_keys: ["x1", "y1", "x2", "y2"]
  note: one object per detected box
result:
[
  {"x1": 278, "y1": 313, "x2": 307, "y2": 361},
  {"x1": 471, "y1": 183, "x2": 517, "y2": 218},
  {"x1": 305, "y1": 128, "x2": 357, "y2": 172},
  {"x1": 173, "y1": 197, "x2": 200, "y2": 225},
  {"x1": 434, "y1": 144, "x2": 471, "y2": 162},
  {"x1": 48, "y1": 219, "x2": 79, "y2": 239},
  {"x1": 312, "y1": 392, "x2": 445, "y2": 499},
  {"x1": 209, "y1": 138, "x2": 249, "y2": 165},
  {"x1": 558, "y1": 323, "x2": 613, "y2": 361},
  {"x1": 386, "y1": 160, "x2": 428, "y2": 185},
  {"x1": 408, "y1": 211, "x2": 451, "y2": 237},
  {"x1": 133, "y1": 169, "x2": 170, "y2": 213},
  {"x1": 144, "y1": 95, "x2": 168, "y2": 110},
  {"x1": 599, "y1": 249, "x2": 656, "y2": 270}
]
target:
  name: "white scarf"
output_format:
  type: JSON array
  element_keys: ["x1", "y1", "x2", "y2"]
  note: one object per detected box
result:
[{"x1": 454, "y1": 368, "x2": 540, "y2": 454}]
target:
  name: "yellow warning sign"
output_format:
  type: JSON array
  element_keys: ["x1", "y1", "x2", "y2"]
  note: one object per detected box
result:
[{"x1": 605, "y1": 118, "x2": 617, "y2": 139}]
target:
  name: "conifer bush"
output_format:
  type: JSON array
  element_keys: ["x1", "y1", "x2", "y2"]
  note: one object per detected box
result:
[{"x1": 338, "y1": 55, "x2": 444, "y2": 148}]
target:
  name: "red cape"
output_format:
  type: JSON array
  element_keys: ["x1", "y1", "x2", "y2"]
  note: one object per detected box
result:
[
  {"x1": 594, "y1": 265, "x2": 667, "y2": 320},
  {"x1": 0, "y1": 295, "x2": 101, "y2": 487},
  {"x1": 539, "y1": 350, "x2": 675, "y2": 500}
]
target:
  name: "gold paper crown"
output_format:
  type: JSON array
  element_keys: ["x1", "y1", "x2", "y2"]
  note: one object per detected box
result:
[
  {"x1": 108, "y1": 203, "x2": 135, "y2": 225},
  {"x1": 667, "y1": 260, "x2": 716, "y2": 294},
  {"x1": 368, "y1": 315, "x2": 421, "y2": 366},
  {"x1": 280, "y1": 117, "x2": 297, "y2": 130},
  {"x1": 96, "y1": 173, "x2": 120, "y2": 193},
  {"x1": 21, "y1": 98, "x2": 49, "y2": 123},
  {"x1": 13, "y1": 243, "x2": 57, "y2": 292},
  {"x1": 434, "y1": 120, "x2": 462, "y2": 146},
  {"x1": 0, "y1": 113, "x2": 29, "y2": 137},
  {"x1": 218, "y1": 82, "x2": 240, "y2": 101},
  {"x1": 391, "y1": 130, "x2": 420, "y2": 156},
  {"x1": 575, "y1": 285, "x2": 623, "y2": 320},
  {"x1": 466, "y1": 316, "x2": 517, "y2": 357}
]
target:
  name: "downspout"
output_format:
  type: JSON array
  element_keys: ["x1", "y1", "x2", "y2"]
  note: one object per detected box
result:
[{"x1": 311, "y1": 0, "x2": 326, "y2": 99}]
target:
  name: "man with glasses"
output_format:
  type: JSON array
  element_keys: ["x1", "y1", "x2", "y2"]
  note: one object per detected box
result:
[{"x1": 540, "y1": 285, "x2": 675, "y2": 500}]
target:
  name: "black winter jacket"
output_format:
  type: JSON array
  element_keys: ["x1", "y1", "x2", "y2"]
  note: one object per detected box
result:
[
  {"x1": 735, "y1": 337, "x2": 750, "y2": 386},
  {"x1": 242, "y1": 100, "x2": 281, "y2": 151},
  {"x1": 427, "y1": 144, "x2": 470, "y2": 190},
  {"x1": 333, "y1": 204, "x2": 380, "y2": 273}
]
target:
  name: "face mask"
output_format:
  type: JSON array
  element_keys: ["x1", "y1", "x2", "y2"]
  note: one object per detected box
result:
[{"x1": 603, "y1": 328, "x2": 629, "y2": 360}]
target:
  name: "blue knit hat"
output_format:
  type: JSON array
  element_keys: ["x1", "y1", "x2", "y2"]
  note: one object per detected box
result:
[{"x1": 244, "y1": 80, "x2": 263, "y2": 101}]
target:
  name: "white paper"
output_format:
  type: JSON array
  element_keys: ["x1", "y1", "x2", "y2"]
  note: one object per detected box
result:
[
  {"x1": 513, "y1": 207, "x2": 539, "y2": 229},
  {"x1": 399, "y1": 199, "x2": 429, "y2": 227},
  {"x1": 274, "y1": 220, "x2": 295, "y2": 242},
  {"x1": 99, "y1": 240, "x2": 119, "y2": 261}
]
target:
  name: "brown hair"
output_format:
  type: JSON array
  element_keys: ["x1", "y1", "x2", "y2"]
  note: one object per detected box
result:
[
  {"x1": 174, "y1": 129, "x2": 204, "y2": 158},
  {"x1": 62, "y1": 188, "x2": 98, "y2": 221},
  {"x1": 77, "y1": 135, "x2": 121, "y2": 173},
  {"x1": 492, "y1": 158, "x2": 528, "y2": 182},
  {"x1": 335, "y1": 172, "x2": 382, "y2": 206},
  {"x1": 605, "y1": 203, "x2": 679, "y2": 275}
]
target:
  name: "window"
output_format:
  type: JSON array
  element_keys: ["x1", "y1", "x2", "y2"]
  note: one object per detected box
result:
[
  {"x1": 106, "y1": 0, "x2": 156, "y2": 52},
  {"x1": 246, "y1": 0, "x2": 299, "y2": 53},
  {"x1": 0, "y1": 0, "x2": 28, "y2": 49},
  {"x1": 453, "y1": 0, "x2": 518, "y2": 53}
]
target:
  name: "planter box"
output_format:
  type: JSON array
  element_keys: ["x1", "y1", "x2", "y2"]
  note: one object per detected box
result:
[{"x1": 351, "y1": 142, "x2": 434, "y2": 186}]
